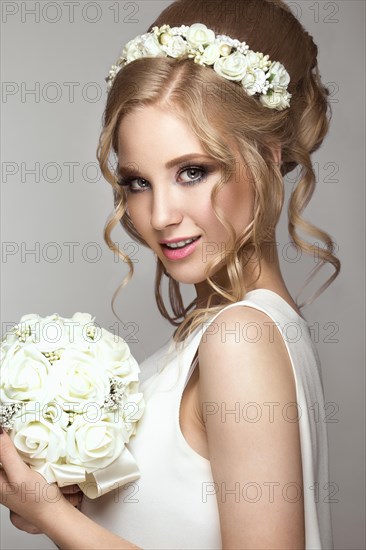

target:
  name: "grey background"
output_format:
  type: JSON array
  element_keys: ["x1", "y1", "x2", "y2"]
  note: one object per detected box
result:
[{"x1": 0, "y1": 1, "x2": 365, "y2": 548}]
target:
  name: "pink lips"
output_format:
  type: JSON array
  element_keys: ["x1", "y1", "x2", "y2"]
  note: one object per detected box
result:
[{"x1": 161, "y1": 236, "x2": 201, "y2": 260}]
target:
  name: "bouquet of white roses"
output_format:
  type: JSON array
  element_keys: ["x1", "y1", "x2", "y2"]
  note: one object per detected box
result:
[{"x1": 0, "y1": 312, "x2": 145, "y2": 499}]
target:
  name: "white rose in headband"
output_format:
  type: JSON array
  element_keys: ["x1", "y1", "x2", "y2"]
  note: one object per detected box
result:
[
  {"x1": 201, "y1": 43, "x2": 221, "y2": 65},
  {"x1": 161, "y1": 35, "x2": 188, "y2": 58},
  {"x1": 214, "y1": 51, "x2": 249, "y2": 81},
  {"x1": 186, "y1": 23, "x2": 215, "y2": 47},
  {"x1": 122, "y1": 33, "x2": 163, "y2": 63},
  {"x1": 245, "y1": 51, "x2": 271, "y2": 69},
  {"x1": 242, "y1": 69, "x2": 268, "y2": 96},
  {"x1": 142, "y1": 33, "x2": 164, "y2": 57},
  {"x1": 267, "y1": 61, "x2": 291, "y2": 88},
  {"x1": 121, "y1": 38, "x2": 145, "y2": 62},
  {"x1": 260, "y1": 88, "x2": 292, "y2": 110}
]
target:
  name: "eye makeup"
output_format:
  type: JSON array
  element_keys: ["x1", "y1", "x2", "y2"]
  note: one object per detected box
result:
[{"x1": 117, "y1": 162, "x2": 217, "y2": 193}]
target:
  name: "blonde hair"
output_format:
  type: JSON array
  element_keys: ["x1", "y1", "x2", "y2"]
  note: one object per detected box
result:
[{"x1": 99, "y1": 0, "x2": 340, "y2": 348}]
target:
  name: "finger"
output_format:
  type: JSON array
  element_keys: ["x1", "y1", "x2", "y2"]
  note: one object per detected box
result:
[
  {"x1": 0, "y1": 428, "x2": 28, "y2": 482},
  {"x1": 64, "y1": 493, "x2": 82, "y2": 507},
  {"x1": 10, "y1": 511, "x2": 43, "y2": 535},
  {"x1": 60, "y1": 484, "x2": 81, "y2": 494}
]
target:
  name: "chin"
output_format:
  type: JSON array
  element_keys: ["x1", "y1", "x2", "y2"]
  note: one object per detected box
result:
[{"x1": 164, "y1": 266, "x2": 209, "y2": 285}]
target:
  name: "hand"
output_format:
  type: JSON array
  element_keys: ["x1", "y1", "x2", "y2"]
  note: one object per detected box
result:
[
  {"x1": 0, "y1": 427, "x2": 70, "y2": 532},
  {"x1": 9, "y1": 485, "x2": 84, "y2": 535}
]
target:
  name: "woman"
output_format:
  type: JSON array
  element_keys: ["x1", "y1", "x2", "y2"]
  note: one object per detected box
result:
[{"x1": 0, "y1": 0, "x2": 339, "y2": 548}]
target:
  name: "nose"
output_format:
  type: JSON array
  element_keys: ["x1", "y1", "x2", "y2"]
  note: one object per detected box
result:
[{"x1": 150, "y1": 188, "x2": 183, "y2": 231}]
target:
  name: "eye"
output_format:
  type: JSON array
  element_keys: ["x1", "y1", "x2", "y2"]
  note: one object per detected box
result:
[
  {"x1": 178, "y1": 166, "x2": 208, "y2": 185},
  {"x1": 128, "y1": 178, "x2": 149, "y2": 192},
  {"x1": 117, "y1": 177, "x2": 150, "y2": 193}
]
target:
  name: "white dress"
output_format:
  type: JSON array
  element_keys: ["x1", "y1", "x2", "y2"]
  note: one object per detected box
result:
[{"x1": 80, "y1": 289, "x2": 334, "y2": 549}]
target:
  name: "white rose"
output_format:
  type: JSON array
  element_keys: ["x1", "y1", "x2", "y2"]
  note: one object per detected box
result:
[
  {"x1": 186, "y1": 23, "x2": 215, "y2": 48},
  {"x1": 72, "y1": 312, "x2": 94, "y2": 325},
  {"x1": 30, "y1": 314, "x2": 77, "y2": 352},
  {"x1": 66, "y1": 412, "x2": 126, "y2": 470},
  {"x1": 201, "y1": 43, "x2": 221, "y2": 65},
  {"x1": 0, "y1": 344, "x2": 58, "y2": 404},
  {"x1": 161, "y1": 35, "x2": 188, "y2": 58},
  {"x1": 126, "y1": 43, "x2": 144, "y2": 62},
  {"x1": 245, "y1": 51, "x2": 262, "y2": 68},
  {"x1": 242, "y1": 68, "x2": 268, "y2": 95},
  {"x1": 54, "y1": 348, "x2": 110, "y2": 412},
  {"x1": 121, "y1": 37, "x2": 144, "y2": 62},
  {"x1": 94, "y1": 330, "x2": 140, "y2": 384},
  {"x1": 267, "y1": 61, "x2": 290, "y2": 88},
  {"x1": 10, "y1": 403, "x2": 67, "y2": 466},
  {"x1": 142, "y1": 33, "x2": 165, "y2": 57},
  {"x1": 214, "y1": 51, "x2": 249, "y2": 81},
  {"x1": 259, "y1": 89, "x2": 292, "y2": 111}
]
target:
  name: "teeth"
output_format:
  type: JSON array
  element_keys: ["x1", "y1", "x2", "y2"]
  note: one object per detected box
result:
[{"x1": 165, "y1": 237, "x2": 197, "y2": 249}]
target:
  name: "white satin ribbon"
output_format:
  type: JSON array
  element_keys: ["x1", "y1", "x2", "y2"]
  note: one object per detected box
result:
[
  {"x1": 78, "y1": 447, "x2": 140, "y2": 499},
  {"x1": 35, "y1": 446, "x2": 140, "y2": 499}
]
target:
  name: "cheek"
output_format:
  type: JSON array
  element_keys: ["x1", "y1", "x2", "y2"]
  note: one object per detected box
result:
[
  {"x1": 215, "y1": 183, "x2": 254, "y2": 234},
  {"x1": 125, "y1": 197, "x2": 146, "y2": 231}
]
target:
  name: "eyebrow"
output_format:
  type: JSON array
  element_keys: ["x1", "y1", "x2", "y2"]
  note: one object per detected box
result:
[{"x1": 117, "y1": 154, "x2": 214, "y2": 178}]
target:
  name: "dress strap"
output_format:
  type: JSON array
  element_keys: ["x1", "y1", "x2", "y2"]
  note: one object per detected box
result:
[{"x1": 183, "y1": 350, "x2": 199, "y2": 391}]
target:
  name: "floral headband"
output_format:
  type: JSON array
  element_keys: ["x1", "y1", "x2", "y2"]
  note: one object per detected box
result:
[{"x1": 105, "y1": 23, "x2": 292, "y2": 111}]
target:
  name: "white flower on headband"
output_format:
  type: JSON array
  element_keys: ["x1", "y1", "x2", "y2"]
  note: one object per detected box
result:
[
  {"x1": 242, "y1": 69, "x2": 268, "y2": 96},
  {"x1": 260, "y1": 88, "x2": 292, "y2": 110},
  {"x1": 106, "y1": 23, "x2": 292, "y2": 111},
  {"x1": 161, "y1": 35, "x2": 188, "y2": 58},
  {"x1": 122, "y1": 33, "x2": 164, "y2": 62},
  {"x1": 186, "y1": 23, "x2": 216, "y2": 47},
  {"x1": 214, "y1": 51, "x2": 249, "y2": 81},
  {"x1": 200, "y1": 43, "x2": 221, "y2": 65},
  {"x1": 267, "y1": 61, "x2": 291, "y2": 88}
]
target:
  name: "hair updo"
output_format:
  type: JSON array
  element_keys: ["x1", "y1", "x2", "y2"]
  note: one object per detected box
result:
[{"x1": 99, "y1": 0, "x2": 340, "y2": 343}]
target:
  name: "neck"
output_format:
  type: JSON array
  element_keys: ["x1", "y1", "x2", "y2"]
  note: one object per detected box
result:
[{"x1": 194, "y1": 240, "x2": 286, "y2": 309}]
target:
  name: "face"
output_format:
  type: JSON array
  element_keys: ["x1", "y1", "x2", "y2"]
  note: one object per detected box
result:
[{"x1": 117, "y1": 105, "x2": 254, "y2": 292}]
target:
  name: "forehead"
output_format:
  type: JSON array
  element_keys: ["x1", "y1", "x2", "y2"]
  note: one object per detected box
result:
[{"x1": 117, "y1": 105, "x2": 207, "y2": 161}]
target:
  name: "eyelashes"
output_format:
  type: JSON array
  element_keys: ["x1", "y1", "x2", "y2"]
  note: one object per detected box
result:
[{"x1": 116, "y1": 163, "x2": 216, "y2": 193}]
